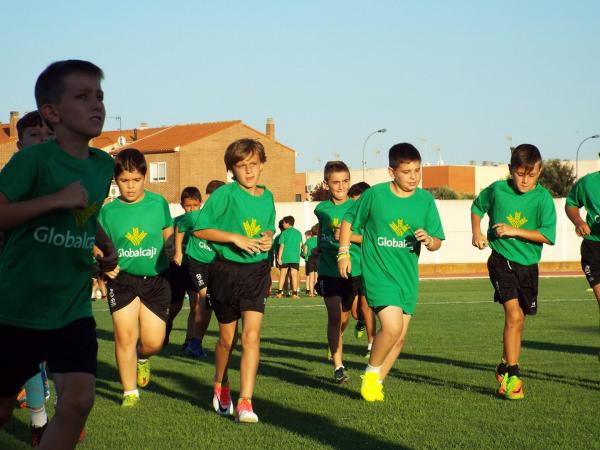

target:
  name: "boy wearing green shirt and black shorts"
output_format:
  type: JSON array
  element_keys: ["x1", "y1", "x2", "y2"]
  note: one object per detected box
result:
[
  {"x1": 276, "y1": 216, "x2": 303, "y2": 299},
  {"x1": 565, "y1": 166, "x2": 600, "y2": 357},
  {"x1": 303, "y1": 225, "x2": 319, "y2": 297},
  {"x1": 99, "y1": 149, "x2": 174, "y2": 407},
  {"x1": 471, "y1": 144, "x2": 556, "y2": 400},
  {"x1": 0, "y1": 60, "x2": 114, "y2": 449},
  {"x1": 339, "y1": 144, "x2": 444, "y2": 402},
  {"x1": 315, "y1": 161, "x2": 363, "y2": 384},
  {"x1": 194, "y1": 139, "x2": 275, "y2": 423}
]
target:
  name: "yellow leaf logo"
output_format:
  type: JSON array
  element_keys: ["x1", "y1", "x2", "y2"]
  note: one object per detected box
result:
[
  {"x1": 389, "y1": 218, "x2": 410, "y2": 237},
  {"x1": 330, "y1": 217, "x2": 341, "y2": 231},
  {"x1": 507, "y1": 211, "x2": 528, "y2": 228},
  {"x1": 243, "y1": 218, "x2": 262, "y2": 238},
  {"x1": 72, "y1": 202, "x2": 99, "y2": 228},
  {"x1": 125, "y1": 227, "x2": 148, "y2": 246}
]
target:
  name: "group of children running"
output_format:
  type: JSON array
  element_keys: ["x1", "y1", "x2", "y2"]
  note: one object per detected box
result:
[{"x1": 0, "y1": 59, "x2": 599, "y2": 449}]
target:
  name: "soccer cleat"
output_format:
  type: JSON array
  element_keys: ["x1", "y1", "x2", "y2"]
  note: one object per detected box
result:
[
  {"x1": 505, "y1": 375, "x2": 524, "y2": 400},
  {"x1": 16, "y1": 387, "x2": 28, "y2": 409},
  {"x1": 235, "y1": 398, "x2": 259, "y2": 423},
  {"x1": 121, "y1": 393, "x2": 140, "y2": 408},
  {"x1": 292, "y1": 294, "x2": 300, "y2": 299},
  {"x1": 275, "y1": 293, "x2": 284, "y2": 299},
  {"x1": 354, "y1": 320, "x2": 366, "y2": 339},
  {"x1": 213, "y1": 384, "x2": 234, "y2": 416},
  {"x1": 334, "y1": 367, "x2": 350, "y2": 384},
  {"x1": 78, "y1": 428, "x2": 86, "y2": 442},
  {"x1": 360, "y1": 372, "x2": 384, "y2": 402},
  {"x1": 30, "y1": 424, "x2": 47, "y2": 448},
  {"x1": 137, "y1": 359, "x2": 151, "y2": 388},
  {"x1": 497, "y1": 373, "x2": 508, "y2": 396},
  {"x1": 185, "y1": 339, "x2": 207, "y2": 358}
]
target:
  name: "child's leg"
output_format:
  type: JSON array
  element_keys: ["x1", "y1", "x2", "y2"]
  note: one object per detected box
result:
[
  {"x1": 361, "y1": 295, "x2": 376, "y2": 345},
  {"x1": 502, "y1": 299, "x2": 526, "y2": 366},
  {"x1": 378, "y1": 313, "x2": 411, "y2": 380},
  {"x1": 350, "y1": 295, "x2": 359, "y2": 321},
  {"x1": 186, "y1": 293, "x2": 198, "y2": 341},
  {"x1": 290, "y1": 268, "x2": 299, "y2": 295},
  {"x1": 112, "y1": 298, "x2": 141, "y2": 391},
  {"x1": 324, "y1": 297, "x2": 350, "y2": 368},
  {"x1": 277, "y1": 267, "x2": 288, "y2": 295},
  {"x1": 195, "y1": 288, "x2": 213, "y2": 341},
  {"x1": 38, "y1": 372, "x2": 94, "y2": 450},
  {"x1": 24, "y1": 372, "x2": 47, "y2": 428},
  {"x1": 309, "y1": 272, "x2": 317, "y2": 295},
  {"x1": 368, "y1": 306, "x2": 405, "y2": 370},
  {"x1": 239, "y1": 311, "x2": 264, "y2": 399},
  {"x1": 138, "y1": 303, "x2": 166, "y2": 358},
  {"x1": 214, "y1": 321, "x2": 238, "y2": 384},
  {"x1": 285, "y1": 270, "x2": 292, "y2": 292}
]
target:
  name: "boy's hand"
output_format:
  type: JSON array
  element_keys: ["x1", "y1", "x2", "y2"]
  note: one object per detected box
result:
[
  {"x1": 472, "y1": 232, "x2": 488, "y2": 249},
  {"x1": 338, "y1": 256, "x2": 352, "y2": 279},
  {"x1": 53, "y1": 181, "x2": 89, "y2": 209},
  {"x1": 493, "y1": 223, "x2": 518, "y2": 238},
  {"x1": 96, "y1": 246, "x2": 119, "y2": 272},
  {"x1": 174, "y1": 251, "x2": 183, "y2": 266},
  {"x1": 231, "y1": 234, "x2": 262, "y2": 254},
  {"x1": 575, "y1": 222, "x2": 591, "y2": 237},
  {"x1": 414, "y1": 228, "x2": 432, "y2": 245},
  {"x1": 333, "y1": 226, "x2": 341, "y2": 241},
  {"x1": 104, "y1": 265, "x2": 120, "y2": 280},
  {"x1": 257, "y1": 232, "x2": 273, "y2": 252}
]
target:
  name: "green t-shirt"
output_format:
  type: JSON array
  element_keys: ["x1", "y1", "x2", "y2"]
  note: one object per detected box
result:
[
  {"x1": 471, "y1": 180, "x2": 556, "y2": 265},
  {"x1": 344, "y1": 183, "x2": 445, "y2": 312},
  {"x1": 0, "y1": 140, "x2": 114, "y2": 329},
  {"x1": 279, "y1": 227, "x2": 303, "y2": 264},
  {"x1": 303, "y1": 236, "x2": 318, "y2": 262},
  {"x1": 99, "y1": 190, "x2": 173, "y2": 276},
  {"x1": 178, "y1": 209, "x2": 216, "y2": 264},
  {"x1": 195, "y1": 182, "x2": 276, "y2": 263},
  {"x1": 314, "y1": 198, "x2": 361, "y2": 277},
  {"x1": 566, "y1": 172, "x2": 600, "y2": 241},
  {"x1": 174, "y1": 214, "x2": 192, "y2": 251}
]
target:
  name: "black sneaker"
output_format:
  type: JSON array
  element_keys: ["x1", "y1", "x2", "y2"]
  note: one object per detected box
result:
[
  {"x1": 334, "y1": 367, "x2": 350, "y2": 384},
  {"x1": 31, "y1": 424, "x2": 47, "y2": 448}
]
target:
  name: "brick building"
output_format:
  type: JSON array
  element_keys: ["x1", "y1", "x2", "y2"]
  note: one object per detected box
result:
[{"x1": 0, "y1": 112, "x2": 19, "y2": 168}]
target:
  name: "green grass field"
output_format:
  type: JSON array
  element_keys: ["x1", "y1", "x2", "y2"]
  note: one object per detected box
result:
[{"x1": 2, "y1": 277, "x2": 599, "y2": 449}]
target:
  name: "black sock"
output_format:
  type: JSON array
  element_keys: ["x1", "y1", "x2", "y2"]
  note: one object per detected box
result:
[
  {"x1": 507, "y1": 364, "x2": 519, "y2": 377},
  {"x1": 496, "y1": 362, "x2": 507, "y2": 375}
]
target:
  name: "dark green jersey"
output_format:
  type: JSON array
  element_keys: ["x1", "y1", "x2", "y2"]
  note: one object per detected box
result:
[
  {"x1": 472, "y1": 180, "x2": 556, "y2": 265},
  {"x1": 99, "y1": 191, "x2": 173, "y2": 276},
  {"x1": 195, "y1": 182, "x2": 275, "y2": 263},
  {"x1": 279, "y1": 227, "x2": 303, "y2": 264},
  {"x1": 345, "y1": 183, "x2": 444, "y2": 313},
  {"x1": 178, "y1": 209, "x2": 216, "y2": 264},
  {"x1": 566, "y1": 172, "x2": 600, "y2": 241},
  {"x1": 0, "y1": 140, "x2": 114, "y2": 329},
  {"x1": 314, "y1": 198, "x2": 361, "y2": 277}
]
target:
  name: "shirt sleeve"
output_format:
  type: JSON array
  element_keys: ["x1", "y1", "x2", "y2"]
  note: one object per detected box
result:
[
  {"x1": 344, "y1": 188, "x2": 373, "y2": 232},
  {"x1": 471, "y1": 185, "x2": 492, "y2": 217},
  {"x1": 97, "y1": 205, "x2": 112, "y2": 240},
  {"x1": 565, "y1": 180, "x2": 582, "y2": 208},
  {"x1": 538, "y1": 191, "x2": 557, "y2": 245},
  {"x1": 425, "y1": 196, "x2": 446, "y2": 240},
  {"x1": 266, "y1": 193, "x2": 276, "y2": 234},
  {"x1": 0, "y1": 147, "x2": 40, "y2": 201},
  {"x1": 195, "y1": 187, "x2": 229, "y2": 231},
  {"x1": 162, "y1": 197, "x2": 174, "y2": 228}
]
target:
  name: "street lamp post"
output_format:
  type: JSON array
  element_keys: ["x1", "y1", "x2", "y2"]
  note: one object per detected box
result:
[
  {"x1": 362, "y1": 128, "x2": 387, "y2": 181},
  {"x1": 576, "y1": 134, "x2": 600, "y2": 179}
]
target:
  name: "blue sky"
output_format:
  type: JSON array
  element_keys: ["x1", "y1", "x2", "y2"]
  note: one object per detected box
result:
[{"x1": 3, "y1": 1, "x2": 599, "y2": 171}]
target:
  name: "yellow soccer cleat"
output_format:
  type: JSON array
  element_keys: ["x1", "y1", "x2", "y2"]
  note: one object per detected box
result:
[
  {"x1": 137, "y1": 359, "x2": 151, "y2": 388},
  {"x1": 360, "y1": 371, "x2": 384, "y2": 402}
]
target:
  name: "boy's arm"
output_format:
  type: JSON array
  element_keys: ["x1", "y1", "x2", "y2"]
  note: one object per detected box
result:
[
  {"x1": 414, "y1": 229, "x2": 442, "y2": 251},
  {"x1": 277, "y1": 243, "x2": 284, "y2": 265},
  {"x1": 0, "y1": 182, "x2": 88, "y2": 231},
  {"x1": 350, "y1": 233, "x2": 363, "y2": 244},
  {"x1": 565, "y1": 205, "x2": 591, "y2": 237},
  {"x1": 174, "y1": 226, "x2": 185, "y2": 265},
  {"x1": 471, "y1": 212, "x2": 488, "y2": 249},
  {"x1": 194, "y1": 229, "x2": 262, "y2": 254},
  {"x1": 95, "y1": 222, "x2": 119, "y2": 276},
  {"x1": 163, "y1": 226, "x2": 175, "y2": 261},
  {"x1": 492, "y1": 224, "x2": 551, "y2": 244},
  {"x1": 338, "y1": 219, "x2": 353, "y2": 279}
]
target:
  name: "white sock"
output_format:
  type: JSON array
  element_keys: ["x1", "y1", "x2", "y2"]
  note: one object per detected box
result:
[
  {"x1": 30, "y1": 406, "x2": 47, "y2": 428},
  {"x1": 123, "y1": 389, "x2": 139, "y2": 398},
  {"x1": 365, "y1": 364, "x2": 381, "y2": 374},
  {"x1": 367, "y1": 343, "x2": 372, "y2": 351},
  {"x1": 137, "y1": 358, "x2": 148, "y2": 363},
  {"x1": 335, "y1": 365, "x2": 345, "y2": 371}
]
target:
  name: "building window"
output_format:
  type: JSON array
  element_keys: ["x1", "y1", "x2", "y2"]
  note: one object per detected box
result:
[
  {"x1": 150, "y1": 162, "x2": 167, "y2": 182},
  {"x1": 295, "y1": 194, "x2": 302, "y2": 202}
]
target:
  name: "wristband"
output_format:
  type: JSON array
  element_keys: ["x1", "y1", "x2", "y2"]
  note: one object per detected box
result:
[{"x1": 337, "y1": 253, "x2": 350, "y2": 260}]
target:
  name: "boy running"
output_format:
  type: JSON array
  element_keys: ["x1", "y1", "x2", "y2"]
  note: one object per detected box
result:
[
  {"x1": 99, "y1": 148, "x2": 174, "y2": 407},
  {"x1": 0, "y1": 60, "x2": 114, "y2": 449},
  {"x1": 565, "y1": 164, "x2": 600, "y2": 357},
  {"x1": 339, "y1": 143, "x2": 444, "y2": 402},
  {"x1": 194, "y1": 139, "x2": 275, "y2": 423},
  {"x1": 471, "y1": 144, "x2": 556, "y2": 400},
  {"x1": 315, "y1": 161, "x2": 363, "y2": 383},
  {"x1": 276, "y1": 216, "x2": 303, "y2": 299}
]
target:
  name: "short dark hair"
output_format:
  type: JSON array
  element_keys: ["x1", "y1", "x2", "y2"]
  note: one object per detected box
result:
[
  {"x1": 224, "y1": 139, "x2": 266, "y2": 172},
  {"x1": 389, "y1": 143, "x2": 421, "y2": 169},
  {"x1": 181, "y1": 186, "x2": 202, "y2": 203},
  {"x1": 348, "y1": 182, "x2": 370, "y2": 198},
  {"x1": 311, "y1": 224, "x2": 319, "y2": 235},
  {"x1": 16, "y1": 111, "x2": 43, "y2": 141},
  {"x1": 510, "y1": 144, "x2": 542, "y2": 171},
  {"x1": 282, "y1": 215, "x2": 295, "y2": 226},
  {"x1": 324, "y1": 160, "x2": 350, "y2": 181},
  {"x1": 35, "y1": 60, "x2": 104, "y2": 108},
  {"x1": 205, "y1": 179, "x2": 225, "y2": 195},
  {"x1": 114, "y1": 148, "x2": 147, "y2": 177},
  {"x1": 278, "y1": 219, "x2": 284, "y2": 231}
]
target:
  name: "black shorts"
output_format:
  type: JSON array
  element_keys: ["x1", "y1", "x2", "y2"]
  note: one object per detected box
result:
[
  {"x1": 487, "y1": 251, "x2": 539, "y2": 315},
  {"x1": 581, "y1": 239, "x2": 600, "y2": 288},
  {"x1": 316, "y1": 275, "x2": 361, "y2": 311},
  {"x1": 0, "y1": 318, "x2": 97, "y2": 397},
  {"x1": 186, "y1": 257, "x2": 211, "y2": 292},
  {"x1": 106, "y1": 271, "x2": 171, "y2": 322},
  {"x1": 306, "y1": 255, "x2": 318, "y2": 274},
  {"x1": 281, "y1": 262, "x2": 300, "y2": 270},
  {"x1": 166, "y1": 262, "x2": 194, "y2": 304},
  {"x1": 208, "y1": 258, "x2": 271, "y2": 324}
]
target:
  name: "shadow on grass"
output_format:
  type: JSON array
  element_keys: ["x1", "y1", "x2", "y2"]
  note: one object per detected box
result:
[{"x1": 522, "y1": 339, "x2": 597, "y2": 356}]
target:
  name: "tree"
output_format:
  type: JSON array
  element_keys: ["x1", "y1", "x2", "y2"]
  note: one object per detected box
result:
[
  {"x1": 538, "y1": 159, "x2": 575, "y2": 198},
  {"x1": 426, "y1": 186, "x2": 459, "y2": 200},
  {"x1": 310, "y1": 183, "x2": 329, "y2": 201}
]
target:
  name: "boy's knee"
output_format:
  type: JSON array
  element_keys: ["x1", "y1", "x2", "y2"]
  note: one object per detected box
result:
[
  {"x1": 218, "y1": 335, "x2": 235, "y2": 352},
  {"x1": 241, "y1": 330, "x2": 260, "y2": 347},
  {"x1": 57, "y1": 389, "x2": 95, "y2": 418}
]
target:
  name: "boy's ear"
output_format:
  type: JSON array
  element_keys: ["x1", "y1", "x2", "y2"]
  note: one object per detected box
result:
[
  {"x1": 40, "y1": 104, "x2": 60, "y2": 127},
  {"x1": 322, "y1": 181, "x2": 329, "y2": 191},
  {"x1": 387, "y1": 166, "x2": 395, "y2": 178}
]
